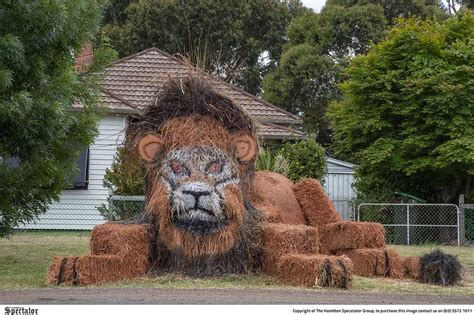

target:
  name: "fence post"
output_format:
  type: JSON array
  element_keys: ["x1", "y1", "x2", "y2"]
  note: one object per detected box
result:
[
  {"x1": 459, "y1": 194, "x2": 465, "y2": 246},
  {"x1": 406, "y1": 204, "x2": 410, "y2": 245}
]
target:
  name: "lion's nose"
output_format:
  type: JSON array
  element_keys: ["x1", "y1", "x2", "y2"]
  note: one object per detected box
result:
[{"x1": 182, "y1": 190, "x2": 211, "y2": 206}]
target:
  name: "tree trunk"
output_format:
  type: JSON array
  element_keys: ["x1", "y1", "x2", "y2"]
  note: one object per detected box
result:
[
  {"x1": 442, "y1": 176, "x2": 461, "y2": 203},
  {"x1": 464, "y1": 175, "x2": 471, "y2": 202},
  {"x1": 437, "y1": 176, "x2": 461, "y2": 244}
]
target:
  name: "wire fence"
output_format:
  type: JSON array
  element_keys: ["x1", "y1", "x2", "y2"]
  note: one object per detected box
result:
[
  {"x1": 466, "y1": 212, "x2": 474, "y2": 242},
  {"x1": 460, "y1": 201, "x2": 474, "y2": 244},
  {"x1": 357, "y1": 203, "x2": 460, "y2": 246},
  {"x1": 99, "y1": 195, "x2": 145, "y2": 221},
  {"x1": 466, "y1": 208, "x2": 474, "y2": 242},
  {"x1": 20, "y1": 195, "x2": 469, "y2": 246},
  {"x1": 332, "y1": 200, "x2": 355, "y2": 221}
]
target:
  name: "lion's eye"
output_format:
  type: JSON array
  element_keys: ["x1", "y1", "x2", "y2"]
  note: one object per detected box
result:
[
  {"x1": 206, "y1": 161, "x2": 223, "y2": 174},
  {"x1": 170, "y1": 161, "x2": 185, "y2": 175}
]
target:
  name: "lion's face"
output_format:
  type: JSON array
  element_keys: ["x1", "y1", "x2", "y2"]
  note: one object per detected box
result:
[
  {"x1": 161, "y1": 146, "x2": 240, "y2": 234},
  {"x1": 138, "y1": 116, "x2": 258, "y2": 257}
]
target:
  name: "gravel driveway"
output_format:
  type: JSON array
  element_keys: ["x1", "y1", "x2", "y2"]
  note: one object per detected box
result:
[{"x1": 1, "y1": 288, "x2": 473, "y2": 305}]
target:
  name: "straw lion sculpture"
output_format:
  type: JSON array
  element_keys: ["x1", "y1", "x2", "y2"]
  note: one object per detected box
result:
[{"x1": 48, "y1": 77, "x2": 461, "y2": 287}]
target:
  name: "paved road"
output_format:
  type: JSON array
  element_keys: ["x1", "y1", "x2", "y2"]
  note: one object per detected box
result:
[{"x1": 1, "y1": 288, "x2": 473, "y2": 305}]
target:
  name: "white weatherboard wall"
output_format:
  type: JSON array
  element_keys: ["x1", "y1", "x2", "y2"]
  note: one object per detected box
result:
[
  {"x1": 323, "y1": 157, "x2": 357, "y2": 220},
  {"x1": 23, "y1": 115, "x2": 126, "y2": 230}
]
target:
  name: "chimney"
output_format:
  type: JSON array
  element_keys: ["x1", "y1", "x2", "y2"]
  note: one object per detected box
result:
[{"x1": 74, "y1": 43, "x2": 94, "y2": 73}]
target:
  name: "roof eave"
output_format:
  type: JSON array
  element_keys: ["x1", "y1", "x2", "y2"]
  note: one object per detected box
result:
[
  {"x1": 260, "y1": 134, "x2": 307, "y2": 140},
  {"x1": 326, "y1": 157, "x2": 358, "y2": 169}
]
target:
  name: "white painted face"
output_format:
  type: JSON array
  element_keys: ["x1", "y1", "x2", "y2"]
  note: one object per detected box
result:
[{"x1": 160, "y1": 147, "x2": 240, "y2": 234}]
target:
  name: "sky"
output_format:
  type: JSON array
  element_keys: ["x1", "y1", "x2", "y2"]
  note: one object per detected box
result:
[{"x1": 301, "y1": 0, "x2": 327, "y2": 12}]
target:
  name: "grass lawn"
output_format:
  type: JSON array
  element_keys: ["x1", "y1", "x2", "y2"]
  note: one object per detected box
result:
[{"x1": 0, "y1": 231, "x2": 473, "y2": 295}]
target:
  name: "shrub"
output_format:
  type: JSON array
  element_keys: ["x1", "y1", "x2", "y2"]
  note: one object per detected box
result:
[
  {"x1": 97, "y1": 197, "x2": 144, "y2": 221},
  {"x1": 98, "y1": 146, "x2": 145, "y2": 221},
  {"x1": 256, "y1": 147, "x2": 290, "y2": 176},
  {"x1": 103, "y1": 146, "x2": 145, "y2": 195},
  {"x1": 278, "y1": 138, "x2": 326, "y2": 182}
]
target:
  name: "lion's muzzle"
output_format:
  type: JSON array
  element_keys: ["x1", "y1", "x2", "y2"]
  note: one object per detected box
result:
[{"x1": 171, "y1": 182, "x2": 227, "y2": 234}]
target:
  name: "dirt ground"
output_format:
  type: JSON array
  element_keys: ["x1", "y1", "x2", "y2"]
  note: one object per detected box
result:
[{"x1": 1, "y1": 288, "x2": 473, "y2": 305}]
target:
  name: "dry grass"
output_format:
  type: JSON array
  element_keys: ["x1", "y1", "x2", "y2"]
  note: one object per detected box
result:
[{"x1": 1, "y1": 231, "x2": 473, "y2": 296}]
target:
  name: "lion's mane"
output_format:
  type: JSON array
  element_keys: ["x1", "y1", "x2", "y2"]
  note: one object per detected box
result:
[{"x1": 126, "y1": 76, "x2": 263, "y2": 276}]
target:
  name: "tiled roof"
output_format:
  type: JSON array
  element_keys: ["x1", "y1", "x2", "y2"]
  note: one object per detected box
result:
[
  {"x1": 91, "y1": 89, "x2": 306, "y2": 140},
  {"x1": 98, "y1": 48, "x2": 302, "y2": 125},
  {"x1": 257, "y1": 123, "x2": 306, "y2": 140}
]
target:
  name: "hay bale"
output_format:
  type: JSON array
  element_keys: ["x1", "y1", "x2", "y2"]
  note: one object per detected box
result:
[
  {"x1": 402, "y1": 256, "x2": 420, "y2": 279},
  {"x1": 293, "y1": 178, "x2": 341, "y2": 227},
  {"x1": 91, "y1": 223, "x2": 150, "y2": 257},
  {"x1": 48, "y1": 223, "x2": 151, "y2": 286},
  {"x1": 72, "y1": 255, "x2": 125, "y2": 285},
  {"x1": 262, "y1": 223, "x2": 320, "y2": 274},
  {"x1": 319, "y1": 222, "x2": 385, "y2": 254},
  {"x1": 276, "y1": 254, "x2": 353, "y2": 289},
  {"x1": 48, "y1": 253, "x2": 150, "y2": 286},
  {"x1": 251, "y1": 171, "x2": 306, "y2": 225},
  {"x1": 48, "y1": 255, "x2": 118, "y2": 285},
  {"x1": 90, "y1": 223, "x2": 150, "y2": 276},
  {"x1": 419, "y1": 249, "x2": 463, "y2": 286},
  {"x1": 336, "y1": 248, "x2": 404, "y2": 278},
  {"x1": 47, "y1": 256, "x2": 72, "y2": 285}
]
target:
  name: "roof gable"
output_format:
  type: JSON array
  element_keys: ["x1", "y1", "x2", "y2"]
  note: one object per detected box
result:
[
  {"x1": 98, "y1": 48, "x2": 302, "y2": 125},
  {"x1": 326, "y1": 157, "x2": 357, "y2": 174}
]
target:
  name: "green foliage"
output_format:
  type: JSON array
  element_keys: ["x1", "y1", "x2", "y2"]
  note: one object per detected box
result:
[
  {"x1": 278, "y1": 138, "x2": 326, "y2": 182},
  {"x1": 256, "y1": 147, "x2": 290, "y2": 176},
  {"x1": 0, "y1": 0, "x2": 108, "y2": 236},
  {"x1": 103, "y1": 146, "x2": 145, "y2": 195},
  {"x1": 262, "y1": 0, "x2": 446, "y2": 145},
  {"x1": 89, "y1": 35, "x2": 119, "y2": 73},
  {"x1": 99, "y1": 146, "x2": 145, "y2": 221},
  {"x1": 262, "y1": 43, "x2": 343, "y2": 145},
  {"x1": 329, "y1": 11, "x2": 474, "y2": 203},
  {"x1": 326, "y1": 0, "x2": 446, "y2": 24},
  {"x1": 99, "y1": 146, "x2": 146, "y2": 221},
  {"x1": 294, "y1": 5, "x2": 387, "y2": 57},
  {"x1": 101, "y1": 0, "x2": 306, "y2": 95},
  {"x1": 97, "y1": 198, "x2": 144, "y2": 221}
]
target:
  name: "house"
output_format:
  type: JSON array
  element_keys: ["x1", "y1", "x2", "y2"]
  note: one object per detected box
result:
[{"x1": 23, "y1": 48, "x2": 355, "y2": 230}]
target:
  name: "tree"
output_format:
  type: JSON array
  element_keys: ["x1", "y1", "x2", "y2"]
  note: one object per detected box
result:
[
  {"x1": 262, "y1": 43, "x2": 344, "y2": 144},
  {"x1": 329, "y1": 11, "x2": 474, "y2": 203},
  {"x1": 262, "y1": 1, "x2": 447, "y2": 146},
  {"x1": 101, "y1": 0, "x2": 306, "y2": 95},
  {"x1": 0, "y1": 0, "x2": 108, "y2": 236},
  {"x1": 326, "y1": 0, "x2": 446, "y2": 24},
  {"x1": 262, "y1": 5, "x2": 387, "y2": 144}
]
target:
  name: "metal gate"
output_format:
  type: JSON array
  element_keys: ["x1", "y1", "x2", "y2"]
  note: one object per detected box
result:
[{"x1": 357, "y1": 203, "x2": 460, "y2": 246}]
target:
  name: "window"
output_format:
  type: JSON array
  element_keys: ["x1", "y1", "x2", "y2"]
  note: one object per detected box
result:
[{"x1": 71, "y1": 148, "x2": 90, "y2": 189}]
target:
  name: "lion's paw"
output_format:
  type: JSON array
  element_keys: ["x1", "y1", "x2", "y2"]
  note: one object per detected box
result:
[
  {"x1": 47, "y1": 256, "x2": 81, "y2": 286},
  {"x1": 277, "y1": 254, "x2": 353, "y2": 289}
]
